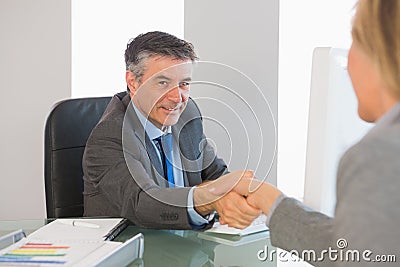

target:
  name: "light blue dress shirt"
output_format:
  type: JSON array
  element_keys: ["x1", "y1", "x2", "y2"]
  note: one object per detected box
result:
[{"x1": 132, "y1": 103, "x2": 210, "y2": 227}]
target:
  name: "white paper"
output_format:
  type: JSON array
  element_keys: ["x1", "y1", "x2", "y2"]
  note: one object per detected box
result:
[
  {"x1": 206, "y1": 214, "x2": 269, "y2": 236},
  {"x1": 29, "y1": 218, "x2": 124, "y2": 242}
]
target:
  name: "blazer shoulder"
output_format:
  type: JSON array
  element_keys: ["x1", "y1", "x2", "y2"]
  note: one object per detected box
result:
[
  {"x1": 340, "y1": 122, "x2": 400, "y2": 166},
  {"x1": 99, "y1": 93, "x2": 129, "y2": 122},
  {"x1": 336, "y1": 122, "x2": 400, "y2": 197},
  {"x1": 87, "y1": 93, "x2": 130, "y2": 142}
]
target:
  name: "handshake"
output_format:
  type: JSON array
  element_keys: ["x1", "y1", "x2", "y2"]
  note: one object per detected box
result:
[{"x1": 193, "y1": 170, "x2": 283, "y2": 229}]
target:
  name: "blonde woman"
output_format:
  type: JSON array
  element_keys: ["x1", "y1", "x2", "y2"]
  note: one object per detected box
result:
[{"x1": 235, "y1": 0, "x2": 400, "y2": 266}]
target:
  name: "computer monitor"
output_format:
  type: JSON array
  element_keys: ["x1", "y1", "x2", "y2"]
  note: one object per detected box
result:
[{"x1": 303, "y1": 47, "x2": 372, "y2": 216}]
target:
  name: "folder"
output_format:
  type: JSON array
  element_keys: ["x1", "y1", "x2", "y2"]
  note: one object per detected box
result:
[{"x1": 0, "y1": 218, "x2": 144, "y2": 266}]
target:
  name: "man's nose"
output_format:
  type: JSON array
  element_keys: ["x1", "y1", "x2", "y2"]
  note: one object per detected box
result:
[{"x1": 166, "y1": 86, "x2": 183, "y2": 102}]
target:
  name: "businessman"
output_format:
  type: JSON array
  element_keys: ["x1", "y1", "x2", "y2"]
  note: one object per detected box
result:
[{"x1": 83, "y1": 31, "x2": 260, "y2": 229}]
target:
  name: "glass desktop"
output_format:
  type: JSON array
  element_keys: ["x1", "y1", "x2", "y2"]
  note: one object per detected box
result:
[{"x1": 0, "y1": 219, "x2": 276, "y2": 267}]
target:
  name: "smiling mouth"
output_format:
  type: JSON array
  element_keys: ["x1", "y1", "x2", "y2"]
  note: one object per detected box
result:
[{"x1": 162, "y1": 106, "x2": 180, "y2": 111}]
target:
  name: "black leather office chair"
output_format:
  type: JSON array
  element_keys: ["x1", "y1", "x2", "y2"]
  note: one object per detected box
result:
[{"x1": 44, "y1": 96, "x2": 111, "y2": 218}]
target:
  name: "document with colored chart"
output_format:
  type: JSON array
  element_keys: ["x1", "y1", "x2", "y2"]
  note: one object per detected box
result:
[
  {"x1": 0, "y1": 239, "x2": 121, "y2": 266},
  {"x1": 0, "y1": 219, "x2": 143, "y2": 266}
]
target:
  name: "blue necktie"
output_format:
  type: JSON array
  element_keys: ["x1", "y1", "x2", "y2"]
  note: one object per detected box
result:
[{"x1": 154, "y1": 134, "x2": 175, "y2": 188}]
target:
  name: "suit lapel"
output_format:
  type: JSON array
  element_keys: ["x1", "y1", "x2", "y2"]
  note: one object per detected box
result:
[
  {"x1": 173, "y1": 120, "x2": 202, "y2": 186},
  {"x1": 123, "y1": 95, "x2": 166, "y2": 187},
  {"x1": 143, "y1": 135, "x2": 164, "y2": 180}
]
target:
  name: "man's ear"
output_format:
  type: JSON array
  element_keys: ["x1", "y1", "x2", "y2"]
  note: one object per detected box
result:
[{"x1": 126, "y1": 70, "x2": 139, "y2": 98}]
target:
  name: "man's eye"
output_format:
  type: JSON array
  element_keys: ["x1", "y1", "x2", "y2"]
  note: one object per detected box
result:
[
  {"x1": 179, "y1": 82, "x2": 190, "y2": 89},
  {"x1": 159, "y1": 81, "x2": 169, "y2": 86}
]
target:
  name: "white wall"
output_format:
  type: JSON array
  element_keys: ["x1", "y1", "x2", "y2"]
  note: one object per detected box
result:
[
  {"x1": 71, "y1": 0, "x2": 184, "y2": 97},
  {"x1": 278, "y1": 0, "x2": 357, "y2": 199},
  {"x1": 0, "y1": 0, "x2": 71, "y2": 219}
]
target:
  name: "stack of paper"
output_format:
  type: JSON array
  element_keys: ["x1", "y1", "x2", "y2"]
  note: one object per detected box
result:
[{"x1": 206, "y1": 214, "x2": 269, "y2": 236}]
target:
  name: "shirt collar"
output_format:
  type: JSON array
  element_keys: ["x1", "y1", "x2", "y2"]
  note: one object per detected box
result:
[{"x1": 132, "y1": 102, "x2": 171, "y2": 140}]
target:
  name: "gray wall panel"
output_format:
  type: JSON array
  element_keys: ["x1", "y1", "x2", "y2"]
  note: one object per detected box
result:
[
  {"x1": 0, "y1": 0, "x2": 71, "y2": 219},
  {"x1": 185, "y1": 0, "x2": 279, "y2": 185}
]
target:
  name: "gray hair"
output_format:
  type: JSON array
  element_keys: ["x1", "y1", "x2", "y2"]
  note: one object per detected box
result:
[
  {"x1": 126, "y1": 51, "x2": 153, "y2": 84},
  {"x1": 124, "y1": 31, "x2": 198, "y2": 88}
]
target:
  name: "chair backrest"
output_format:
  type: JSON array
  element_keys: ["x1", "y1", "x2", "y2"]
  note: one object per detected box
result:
[{"x1": 44, "y1": 97, "x2": 111, "y2": 218}]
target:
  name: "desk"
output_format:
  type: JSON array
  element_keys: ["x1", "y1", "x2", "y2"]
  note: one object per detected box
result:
[{"x1": 0, "y1": 220, "x2": 276, "y2": 267}]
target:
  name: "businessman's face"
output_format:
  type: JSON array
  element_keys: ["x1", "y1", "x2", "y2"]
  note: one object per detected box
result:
[{"x1": 127, "y1": 56, "x2": 192, "y2": 129}]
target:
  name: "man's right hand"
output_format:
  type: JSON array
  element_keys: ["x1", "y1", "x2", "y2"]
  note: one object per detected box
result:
[{"x1": 193, "y1": 170, "x2": 261, "y2": 229}]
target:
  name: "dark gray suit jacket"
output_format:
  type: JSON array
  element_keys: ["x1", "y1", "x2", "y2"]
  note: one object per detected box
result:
[
  {"x1": 268, "y1": 103, "x2": 400, "y2": 266},
  {"x1": 83, "y1": 93, "x2": 227, "y2": 229}
]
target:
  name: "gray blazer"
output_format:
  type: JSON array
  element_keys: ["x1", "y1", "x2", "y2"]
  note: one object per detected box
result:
[
  {"x1": 269, "y1": 103, "x2": 400, "y2": 266},
  {"x1": 83, "y1": 93, "x2": 227, "y2": 229}
]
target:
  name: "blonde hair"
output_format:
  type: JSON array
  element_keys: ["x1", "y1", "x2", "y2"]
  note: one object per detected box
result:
[{"x1": 352, "y1": 0, "x2": 400, "y2": 98}]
